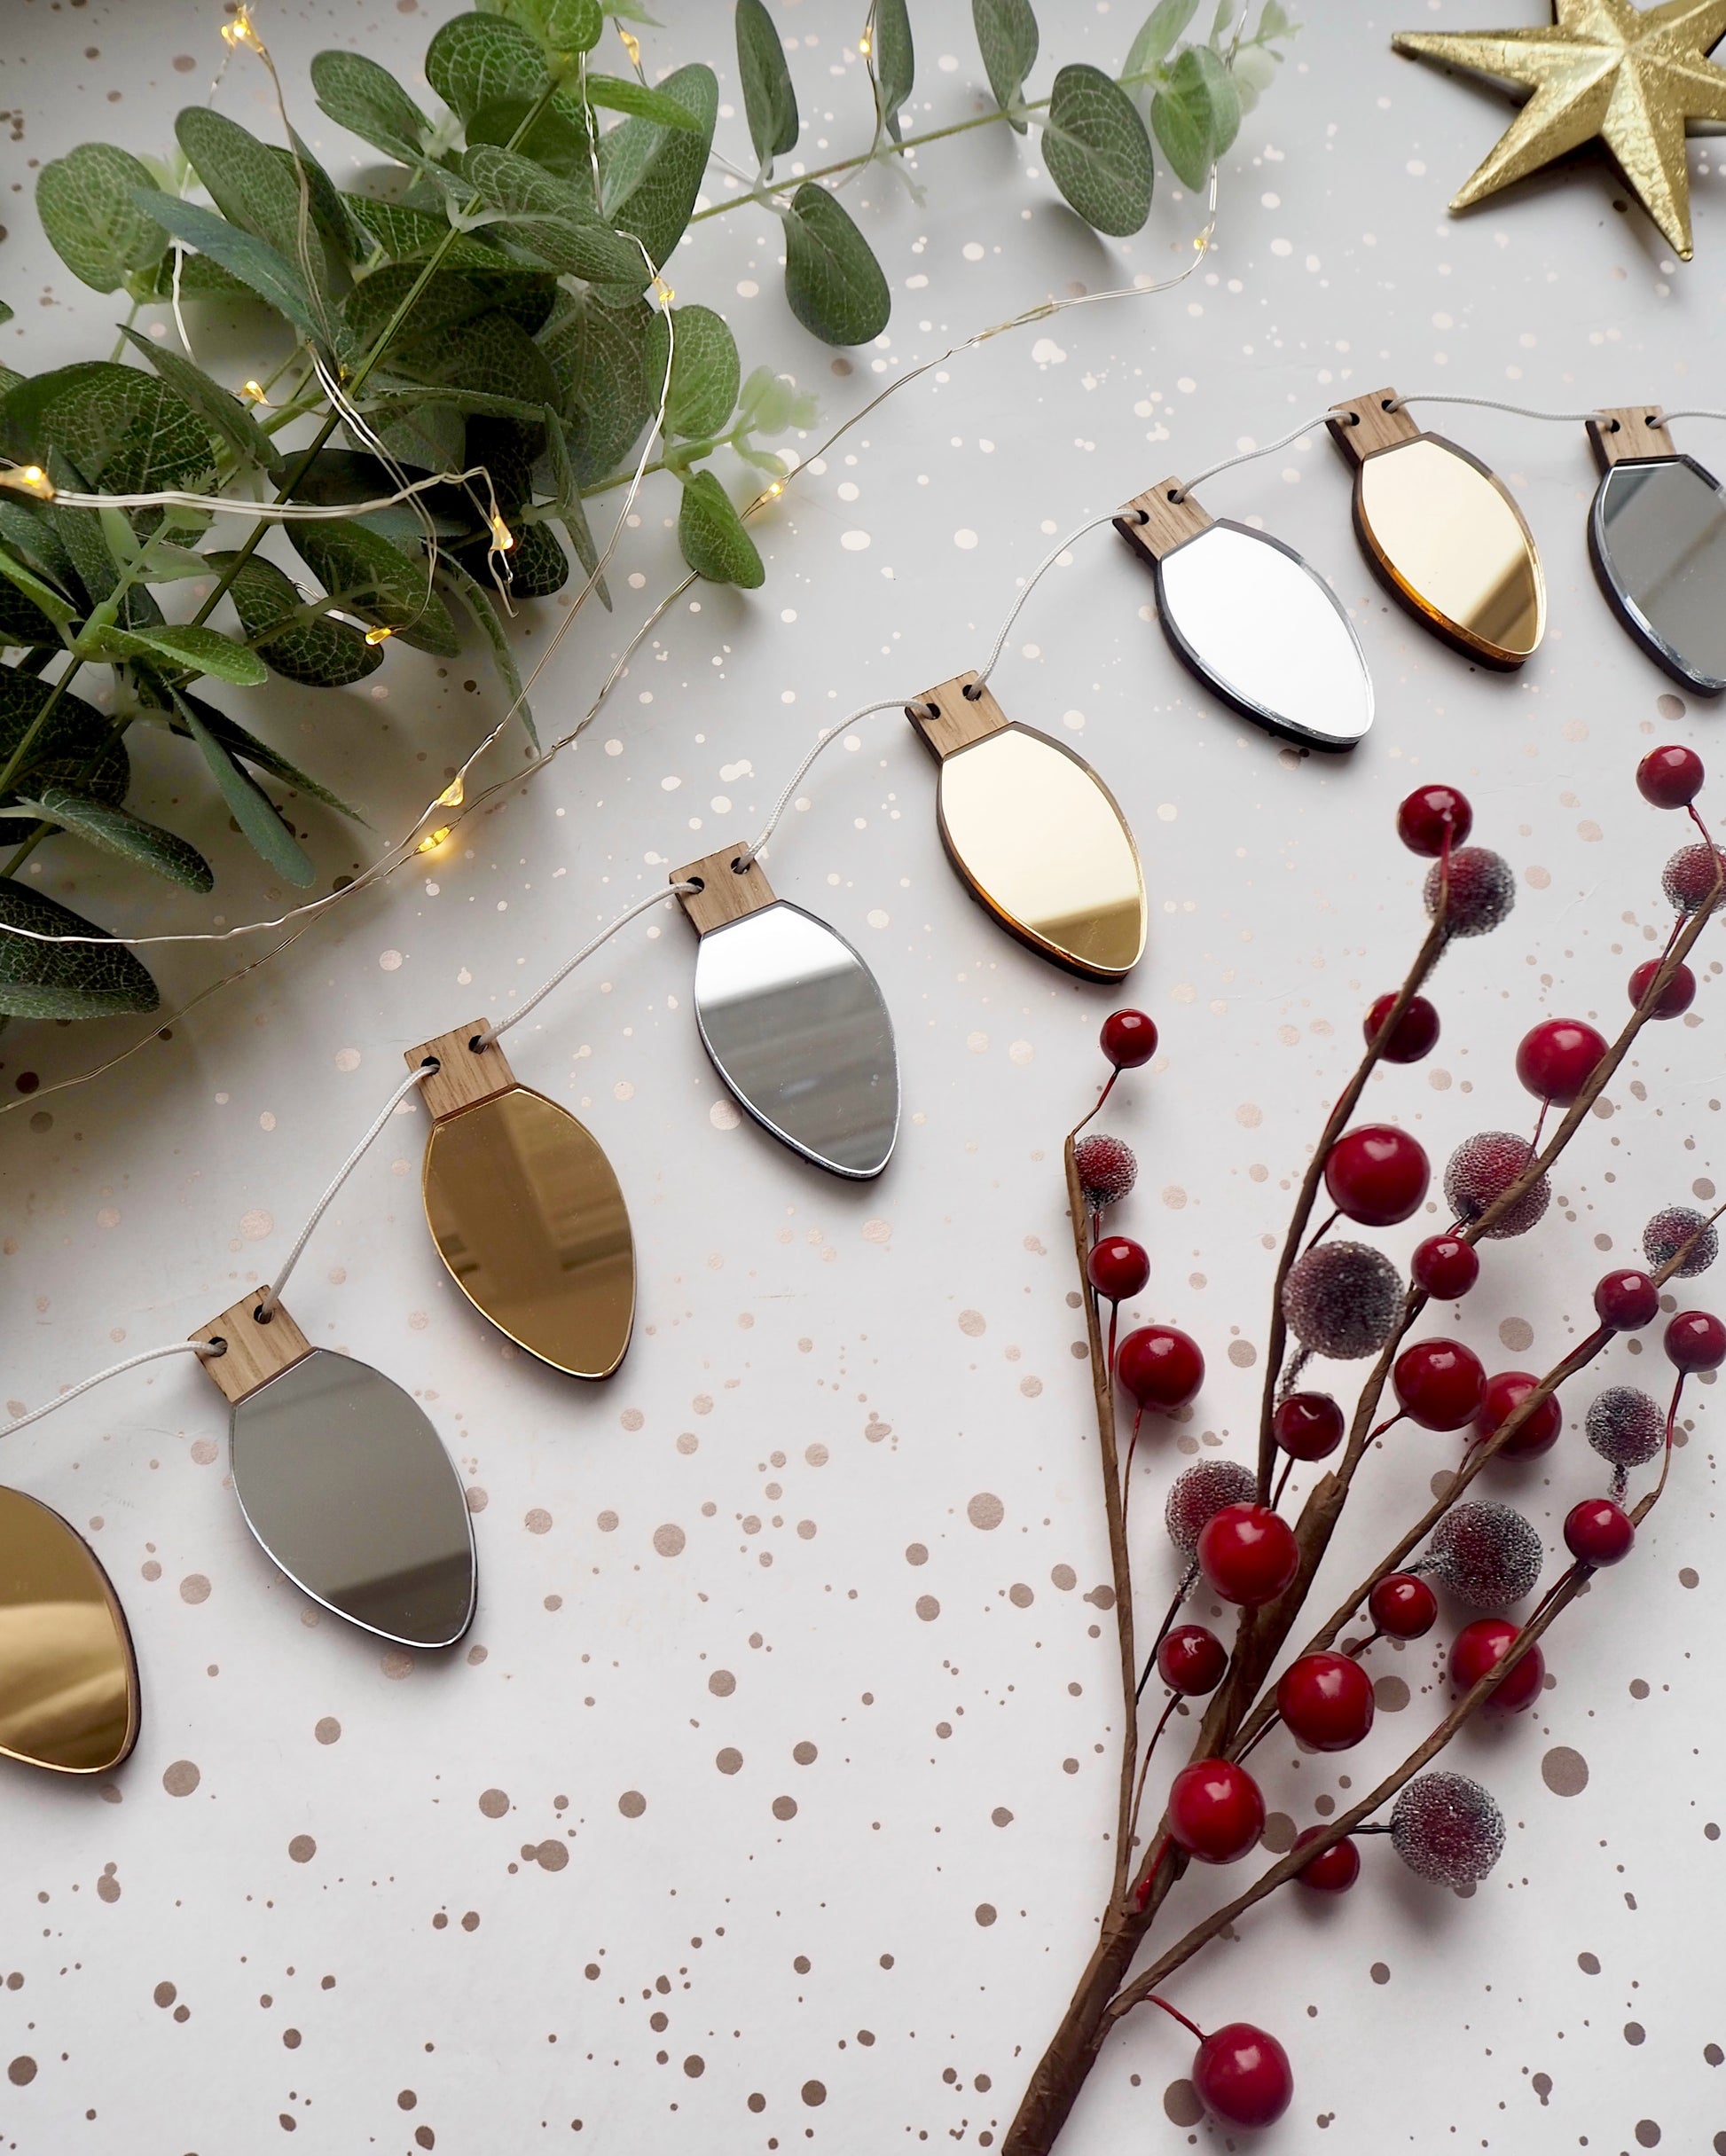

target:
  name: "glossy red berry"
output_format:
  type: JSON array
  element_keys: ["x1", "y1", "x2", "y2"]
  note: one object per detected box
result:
[
  {"x1": 1116, "y1": 1324, "x2": 1204, "y2": 1412},
  {"x1": 1293, "y1": 1825, "x2": 1361, "y2": 1894},
  {"x1": 1565, "y1": 1496, "x2": 1635, "y2": 1567},
  {"x1": 1515, "y1": 1017, "x2": 1607, "y2": 1106},
  {"x1": 1196, "y1": 1504, "x2": 1300, "y2": 1607},
  {"x1": 1364, "y1": 991, "x2": 1440, "y2": 1062},
  {"x1": 1397, "y1": 782, "x2": 1472, "y2": 857},
  {"x1": 1369, "y1": 1571, "x2": 1438, "y2": 1639},
  {"x1": 1666, "y1": 1308, "x2": 1726, "y2": 1371},
  {"x1": 1412, "y1": 1233, "x2": 1480, "y2": 1301},
  {"x1": 1473, "y1": 1369, "x2": 1562, "y2": 1459},
  {"x1": 1594, "y1": 1268, "x2": 1660, "y2": 1332},
  {"x1": 1636, "y1": 742, "x2": 1705, "y2": 809},
  {"x1": 1393, "y1": 1338, "x2": 1487, "y2": 1431},
  {"x1": 1192, "y1": 2023, "x2": 1293, "y2": 2128},
  {"x1": 1628, "y1": 957, "x2": 1696, "y2": 1018},
  {"x1": 1157, "y1": 1624, "x2": 1228, "y2": 1697},
  {"x1": 1165, "y1": 1758, "x2": 1266, "y2": 1863},
  {"x1": 1276, "y1": 1651, "x2": 1376, "y2": 1752},
  {"x1": 1087, "y1": 1235, "x2": 1149, "y2": 1303},
  {"x1": 1323, "y1": 1123, "x2": 1431, "y2": 1227},
  {"x1": 1100, "y1": 1007, "x2": 1158, "y2": 1068},
  {"x1": 1273, "y1": 1392, "x2": 1345, "y2": 1462},
  {"x1": 1448, "y1": 1617, "x2": 1544, "y2": 1714}
]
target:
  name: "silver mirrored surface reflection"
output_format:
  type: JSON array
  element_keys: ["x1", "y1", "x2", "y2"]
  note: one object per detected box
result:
[
  {"x1": 1592, "y1": 455, "x2": 1726, "y2": 694},
  {"x1": 231, "y1": 1350, "x2": 476, "y2": 1648},
  {"x1": 1157, "y1": 521, "x2": 1373, "y2": 748},
  {"x1": 693, "y1": 901, "x2": 898, "y2": 1178}
]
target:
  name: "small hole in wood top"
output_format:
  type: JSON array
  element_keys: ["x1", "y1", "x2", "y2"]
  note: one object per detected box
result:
[
  {"x1": 961, "y1": 682, "x2": 981, "y2": 701},
  {"x1": 467, "y1": 1034, "x2": 488, "y2": 1054},
  {"x1": 252, "y1": 1306, "x2": 272, "y2": 1326},
  {"x1": 1609, "y1": 418, "x2": 1622, "y2": 433},
  {"x1": 206, "y1": 1337, "x2": 228, "y2": 1358},
  {"x1": 729, "y1": 856, "x2": 749, "y2": 875},
  {"x1": 686, "y1": 874, "x2": 706, "y2": 894}
]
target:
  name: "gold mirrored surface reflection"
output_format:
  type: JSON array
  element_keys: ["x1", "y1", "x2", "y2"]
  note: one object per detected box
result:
[
  {"x1": 1356, "y1": 435, "x2": 1545, "y2": 664},
  {"x1": 422, "y1": 1085, "x2": 634, "y2": 1379},
  {"x1": 0, "y1": 1486, "x2": 137, "y2": 1775},
  {"x1": 935, "y1": 725, "x2": 1146, "y2": 979}
]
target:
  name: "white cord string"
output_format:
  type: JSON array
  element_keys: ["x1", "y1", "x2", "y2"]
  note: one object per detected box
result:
[
  {"x1": 1172, "y1": 407, "x2": 1335, "y2": 501},
  {"x1": 1660, "y1": 408, "x2": 1726, "y2": 424},
  {"x1": 481, "y1": 884, "x2": 697, "y2": 1046},
  {"x1": 735, "y1": 697, "x2": 908, "y2": 867},
  {"x1": 972, "y1": 512, "x2": 1123, "y2": 690},
  {"x1": 1390, "y1": 391, "x2": 1607, "y2": 423},
  {"x1": 0, "y1": 1339, "x2": 217, "y2": 1445}
]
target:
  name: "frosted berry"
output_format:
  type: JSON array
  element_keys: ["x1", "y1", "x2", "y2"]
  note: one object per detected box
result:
[
  {"x1": 1397, "y1": 782, "x2": 1472, "y2": 856},
  {"x1": 1413, "y1": 1233, "x2": 1480, "y2": 1301},
  {"x1": 1444, "y1": 1131, "x2": 1550, "y2": 1241},
  {"x1": 1565, "y1": 1496, "x2": 1635, "y2": 1567},
  {"x1": 1364, "y1": 991, "x2": 1440, "y2": 1062},
  {"x1": 1073, "y1": 1133, "x2": 1136, "y2": 1208},
  {"x1": 1197, "y1": 1504, "x2": 1300, "y2": 1607},
  {"x1": 1515, "y1": 1017, "x2": 1606, "y2": 1106},
  {"x1": 1393, "y1": 1338, "x2": 1487, "y2": 1431},
  {"x1": 1273, "y1": 1392, "x2": 1345, "y2": 1462},
  {"x1": 1116, "y1": 1325, "x2": 1204, "y2": 1412},
  {"x1": 1585, "y1": 1385, "x2": 1664, "y2": 1470},
  {"x1": 1087, "y1": 1235, "x2": 1149, "y2": 1302},
  {"x1": 1293, "y1": 1826, "x2": 1361, "y2": 1894},
  {"x1": 1391, "y1": 1769, "x2": 1506, "y2": 1885},
  {"x1": 1369, "y1": 1572, "x2": 1438, "y2": 1639},
  {"x1": 1100, "y1": 1008, "x2": 1157, "y2": 1068},
  {"x1": 1637, "y1": 742, "x2": 1704, "y2": 808},
  {"x1": 1323, "y1": 1123, "x2": 1431, "y2": 1227},
  {"x1": 1157, "y1": 1625, "x2": 1228, "y2": 1697},
  {"x1": 1593, "y1": 1269, "x2": 1660, "y2": 1332},
  {"x1": 1191, "y1": 2023, "x2": 1293, "y2": 2129},
  {"x1": 1425, "y1": 846, "x2": 1515, "y2": 937},
  {"x1": 1165, "y1": 1460, "x2": 1258, "y2": 1560},
  {"x1": 1662, "y1": 840, "x2": 1726, "y2": 917},
  {"x1": 1281, "y1": 1240, "x2": 1404, "y2": 1360},
  {"x1": 1473, "y1": 1370, "x2": 1562, "y2": 1459},
  {"x1": 1666, "y1": 1307, "x2": 1726, "y2": 1371},
  {"x1": 1643, "y1": 1204, "x2": 1719, "y2": 1278},
  {"x1": 1628, "y1": 957, "x2": 1696, "y2": 1017},
  {"x1": 1448, "y1": 1616, "x2": 1544, "y2": 1713},
  {"x1": 1426, "y1": 1501, "x2": 1543, "y2": 1607},
  {"x1": 1276, "y1": 1651, "x2": 1375, "y2": 1752},
  {"x1": 1165, "y1": 1758, "x2": 1265, "y2": 1863}
]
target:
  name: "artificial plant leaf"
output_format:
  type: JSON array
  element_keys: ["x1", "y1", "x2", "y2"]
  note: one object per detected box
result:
[
  {"x1": 1123, "y1": 0, "x2": 1200, "y2": 87},
  {"x1": 341, "y1": 195, "x2": 504, "y2": 269},
  {"x1": 310, "y1": 50, "x2": 434, "y2": 165},
  {"x1": 167, "y1": 690, "x2": 365, "y2": 821},
  {"x1": 435, "y1": 554, "x2": 537, "y2": 743},
  {"x1": 0, "y1": 500, "x2": 78, "y2": 592},
  {"x1": 0, "y1": 879, "x2": 158, "y2": 1020},
  {"x1": 341, "y1": 262, "x2": 556, "y2": 348},
  {"x1": 131, "y1": 192, "x2": 325, "y2": 346},
  {"x1": 129, "y1": 247, "x2": 256, "y2": 307},
  {"x1": 175, "y1": 696, "x2": 316, "y2": 886},
  {"x1": 972, "y1": 0, "x2": 1039, "y2": 129},
  {"x1": 545, "y1": 0, "x2": 603, "y2": 51},
  {"x1": 459, "y1": 145, "x2": 647, "y2": 284},
  {"x1": 117, "y1": 326, "x2": 279, "y2": 475},
  {"x1": 1042, "y1": 62, "x2": 1156, "y2": 233},
  {"x1": 365, "y1": 396, "x2": 469, "y2": 474},
  {"x1": 538, "y1": 406, "x2": 610, "y2": 608},
  {"x1": 1149, "y1": 40, "x2": 1239, "y2": 188},
  {"x1": 586, "y1": 74, "x2": 704, "y2": 131},
  {"x1": 0, "y1": 361, "x2": 216, "y2": 496},
  {"x1": 645, "y1": 303, "x2": 740, "y2": 440},
  {"x1": 90, "y1": 623, "x2": 270, "y2": 686},
  {"x1": 27, "y1": 787, "x2": 213, "y2": 890},
  {"x1": 0, "y1": 667, "x2": 127, "y2": 828},
  {"x1": 175, "y1": 108, "x2": 333, "y2": 297},
  {"x1": 211, "y1": 549, "x2": 384, "y2": 688},
  {"x1": 0, "y1": 545, "x2": 77, "y2": 632},
  {"x1": 736, "y1": 0, "x2": 799, "y2": 169},
  {"x1": 596, "y1": 62, "x2": 717, "y2": 272},
  {"x1": 290, "y1": 521, "x2": 461, "y2": 655},
  {"x1": 465, "y1": 90, "x2": 597, "y2": 180},
  {"x1": 542, "y1": 286, "x2": 655, "y2": 481},
  {"x1": 427, "y1": 11, "x2": 553, "y2": 123},
  {"x1": 35, "y1": 145, "x2": 169, "y2": 294},
  {"x1": 678, "y1": 470, "x2": 765, "y2": 588},
  {"x1": 872, "y1": 0, "x2": 915, "y2": 142},
  {"x1": 782, "y1": 184, "x2": 890, "y2": 345}
]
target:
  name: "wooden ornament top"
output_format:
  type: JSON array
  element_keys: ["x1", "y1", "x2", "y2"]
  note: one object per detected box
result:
[
  {"x1": 1328, "y1": 388, "x2": 1420, "y2": 464},
  {"x1": 672, "y1": 844, "x2": 777, "y2": 936},
  {"x1": 190, "y1": 1293, "x2": 313, "y2": 1407},
  {"x1": 405, "y1": 1023, "x2": 518, "y2": 1123},
  {"x1": 907, "y1": 671, "x2": 1012, "y2": 762},
  {"x1": 1588, "y1": 404, "x2": 1672, "y2": 471},
  {"x1": 1114, "y1": 481, "x2": 1212, "y2": 565}
]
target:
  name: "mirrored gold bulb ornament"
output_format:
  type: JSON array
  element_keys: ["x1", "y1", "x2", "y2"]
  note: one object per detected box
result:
[
  {"x1": 1328, "y1": 389, "x2": 1546, "y2": 668},
  {"x1": 907, "y1": 673, "x2": 1146, "y2": 980},
  {"x1": 406, "y1": 1027, "x2": 635, "y2": 1380},
  {"x1": 0, "y1": 1486, "x2": 139, "y2": 1775},
  {"x1": 1587, "y1": 404, "x2": 1726, "y2": 693}
]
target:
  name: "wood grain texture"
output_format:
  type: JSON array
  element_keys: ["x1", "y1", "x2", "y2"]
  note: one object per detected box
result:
[
  {"x1": 1113, "y1": 481, "x2": 1212, "y2": 565},
  {"x1": 906, "y1": 671, "x2": 1011, "y2": 762},
  {"x1": 407, "y1": 1023, "x2": 518, "y2": 1123},
  {"x1": 1327, "y1": 388, "x2": 1419, "y2": 462},
  {"x1": 1589, "y1": 404, "x2": 1672, "y2": 470},
  {"x1": 190, "y1": 1295, "x2": 314, "y2": 1407},
  {"x1": 671, "y1": 845, "x2": 777, "y2": 935}
]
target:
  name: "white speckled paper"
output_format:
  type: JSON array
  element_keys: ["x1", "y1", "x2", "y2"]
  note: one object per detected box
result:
[{"x1": 1, "y1": 2, "x2": 1722, "y2": 2151}]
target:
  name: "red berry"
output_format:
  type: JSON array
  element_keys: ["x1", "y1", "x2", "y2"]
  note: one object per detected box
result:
[
  {"x1": 1323, "y1": 1123, "x2": 1431, "y2": 1227},
  {"x1": 1473, "y1": 1370, "x2": 1562, "y2": 1459},
  {"x1": 1594, "y1": 1268, "x2": 1660, "y2": 1331},
  {"x1": 1666, "y1": 1308, "x2": 1726, "y2": 1371},
  {"x1": 1116, "y1": 1324, "x2": 1204, "y2": 1412},
  {"x1": 1196, "y1": 1504, "x2": 1300, "y2": 1607},
  {"x1": 1636, "y1": 742, "x2": 1705, "y2": 809},
  {"x1": 1100, "y1": 1007, "x2": 1157, "y2": 1068},
  {"x1": 1564, "y1": 1496, "x2": 1635, "y2": 1567},
  {"x1": 1448, "y1": 1617, "x2": 1544, "y2": 1714},
  {"x1": 1369, "y1": 1572, "x2": 1438, "y2": 1639},
  {"x1": 1192, "y1": 2023, "x2": 1293, "y2": 2129},
  {"x1": 1157, "y1": 1624, "x2": 1228, "y2": 1697},
  {"x1": 1628, "y1": 957, "x2": 1696, "y2": 1018},
  {"x1": 1165, "y1": 1758, "x2": 1266, "y2": 1863},
  {"x1": 1073, "y1": 1132, "x2": 1136, "y2": 1207},
  {"x1": 1393, "y1": 1338, "x2": 1487, "y2": 1431},
  {"x1": 1293, "y1": 1825, "x2": 1361, "y2": 1894},
  {"x1": 1364, "y1": 991, "x2": 1440, "y2": 1062},
  {"x1": 1273, "y1": 1392, "x2": 1345, "y2": 1462},
  {"x1": 1397, "y1": 782, "x2": 1472, "y2": 856},
  {"x1": 1413, "y1": 1233, "x2": 1480, "y2": 1301},
  {"x1": 1087, "y1": 1235, "x2": 1149, "y2": 1303},
  {"x1": 1276, "y1": 1650, "x2": 1375, "y2": 1752},
  {"x1": 1515, "y1": 1017, "x2": 1607, "y2": 1106}
]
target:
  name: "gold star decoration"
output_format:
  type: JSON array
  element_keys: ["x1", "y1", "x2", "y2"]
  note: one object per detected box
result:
[{"x1": 1393, "y1": 1, "x2": 1726, "y2": 258}]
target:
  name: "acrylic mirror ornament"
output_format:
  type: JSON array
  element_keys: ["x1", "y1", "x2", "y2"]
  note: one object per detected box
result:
[
  {"x1": 673, "y1": 846, "x2": 898, "y2": 1179},
  {"x1": 192, "y1": 1297, "x2": 475, "y2": 1649},
  {"x1": 1328, "y1": 388, "x2": 1545, "y2": 668},
  {"x1": 907, "y1": 671, "x2": 1146, "y2": 981},
  {"x1": 1586, "y1": 405, "x2": 1726, "y2": 694},
  {"x1": 1114, "y1": 481, "x2": 1373, "y2": 748},
  {"x1": 0, "y1": 1485, "x2": 139, "y2": 1775},
  {"x1": 404, "y1": 1026, "x2": 634, "y2": 1381}
]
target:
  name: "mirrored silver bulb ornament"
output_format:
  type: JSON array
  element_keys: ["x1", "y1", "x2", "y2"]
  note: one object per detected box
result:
[{"x1": 1587, "y1": 407, "x2": 1726, "y2": 694}]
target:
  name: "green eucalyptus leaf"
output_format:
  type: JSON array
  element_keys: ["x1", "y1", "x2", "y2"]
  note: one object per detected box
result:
[
  {"x1": 545, "y1": 0, "x2": 603, "y2": 51},
  {"x1": 132, "y1": 191, "x2": 326, "y2": 345},
  {"x1": 736, "y1": 0, "x2": 799, "y2": 170},
  {"x1": 367, "y1": 397, "x2": 468, "y2": 474},
  {"x1": 586, "y1": 74, "x2": 703, "y2": 132},
  {"x1": 212, "y1": 549, "x2": 383, "y2": 688},
  {"x1": 175, "y1": 695, "x2": 316, "y2": 887},
  {"x1": 27, "y1": 786, "x2": 213, "y2": 890},
  {"x1": 0, "y1": 360, "x2": 216, "y2": 494},
  {"x1": 492, "y1": 518, "x2": 567, "y2": 597},
  {"x1": 36, "y1": 144, "x2": 169, "y2": 294},
  {"x1": 1149, "y1": 40, "x2": 1238, "y2": 188},
  {"x1": 0, "y1": 545, "x2": 76, "y2": 634},
  {"x1": 541, "y1": 286, "x2": 655, "y2": 481},
  {"x1": 92, "y1": 622, "x2": 270, "y2": 686},
  {"x1": 1042, "y1": 62, "x2": 1155, "y2": 233},
  {"x1": 971, "y1": 0, "x2": 1039, "y2": 129},
  {"x1": 0, "y1": 501, "x2": 76, "y2": 591},
  {"x1": 537, "y1": 407, "x2": 609, "y2": 608},
  {"x1": 0, "y1": 667, "x2": 126, "y2": 826},
  {"x1": 290, "y1": 521, "x2": 461, "y2": 655},
  {"x1": 1259, "y1": 0, "x2": 1293, "y2": 38},
  {"x1": 427, "y1": 12, "x2": 553, "y2": 124},
  {"x1": 0, "y1": 878, "x2": 158, "y2": 1020},
  {"x1": 435, "y1": 554, "x2": 537, "y2": 744},
  {"x1": 127, "y1": 246, "x2": 256, "y2": 307},
  {"x1": 175, "y1": 108, "x2": 329, "y2": 289},
  {"x1": 677, "y1": 469, "x2": 764, "y2": 589},
  {"x1": 782, "y1": 184, "x2": 890, "y2": 346},
  {"x1": 645, "y1": 302, "x2": 739, "y2": 440},
  {"x1": 605, "y1": 0, "x2": 663, "y2": 20},
  {"x1": 1229, "y1": 40, "x2": 1279, "y2": 114},
  {"x1": 1122, "y1": 0, "x2": 1200, "y2": 86},
  {"x1": 465, "y1": 89, "x2": 597, "y2": 179},
  {"x1": 166, "y1": 690, "x2": 365, "y2": 821},
  {"x1": 310, "y1": 50, "x2": 433, "y2": 164},
  {"x1": 596, "y1": 61, "x2": 717, "y2": 271},
  {"x1": 871, "y1": 0, "x2": 914, "y2": 142},
  {"x1": 341, "y1": 261, "x2": 558, "y2": 349},
  {"x1": 116, "y1": 325, "x2": 279, "y2": 474},
  {"x1": 460, "y1": 145, "x2": 647, "y2": 284},
  {"x1": 342, "y1": 195, "x2": 504, "y2": 268}
]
